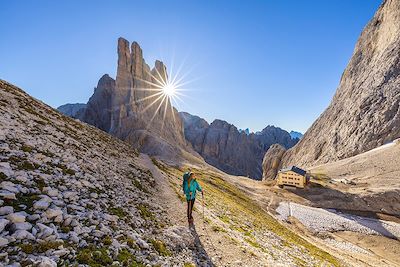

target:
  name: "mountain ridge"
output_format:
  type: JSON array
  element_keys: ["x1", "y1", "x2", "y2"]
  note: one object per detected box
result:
[{"x1": 180, "y1": 111, "x2": 298, "y2": 179}]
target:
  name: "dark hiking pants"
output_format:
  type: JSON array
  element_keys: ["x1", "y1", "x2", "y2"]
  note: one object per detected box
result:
[{"x1": 187, "y1": 198, "x2": 195, "y2": 220}]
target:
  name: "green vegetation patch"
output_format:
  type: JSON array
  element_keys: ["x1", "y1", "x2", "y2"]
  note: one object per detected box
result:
[
  {"x1": 137, "y1": 204, "x2": 155, "y2": 221},
  {"x1": 133, "y1": 179, "x2": 149, "y2": 194},
  {"x1": 117, "y1": 248, "x2": 145, "y2": 267},
  {"x1": 8, "y1": 155, "x2": 40, "y2": 171},
  {"x1": 151, "y1": 158, "x2": 169, "y2": 173},
  {"x1": 77, "y1": 246, "x2": 113, "y2": 267},
  {"x1": 0, "y1": 172, "x2": 7, "y2": 182},
  {"x1": 35, "y1": 178, "x2": 46, "y2": 191},
  {"x1": 19, "y1": 240, "x2": 63, "y2": 254},
  {"x1": 211, "y1": 225, "x2": 226, "y2": 233},
  {"x1": 108, "y1": 206, "x2": 127, "y2": 219},
  {"x1": 21, "y1": 145, "x2": 33, "y2": 153},
  {"x1": 245, "y1": 237, "x2": 261, "y2": 249},
  {"x1": 102, "y1": 236, "x2": 112, "y2": 246},
  {"x1": 52, "y1": 163, "x2": 76, "y2": 175},
  {"x1": 149, "y1": 239, "x2": 171, "y2": 257},
  {"x1": 8, "y1": 193, "x2": 40, "y2": 212}
]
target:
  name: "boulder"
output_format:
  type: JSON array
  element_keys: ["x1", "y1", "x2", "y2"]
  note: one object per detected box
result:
[
  {"x1": 0, "y1": 206, "x2": 13, "y2": 216},
  {"x1": 45, "y1": 208, "x2": 63, "y2": 219},
  {"x1": 33, "y1": 199, "x2": 51, "y2": 210},
  {"x1": 262, "y1": 144, "x2": 287, "y2": 180},
  {"x1": 0, "y1": 237, "x2": 8, "y2": 247},
  {"x1": 7, "y1": 212, "x2": 26, "y2": 223},
  {"x1": 0, "y1": 219, "x2": 9, "y2": 232}
]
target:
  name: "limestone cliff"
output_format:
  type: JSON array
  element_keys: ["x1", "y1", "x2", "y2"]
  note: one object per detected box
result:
[
  {"x1": 61, "y1": 38, "x2": 191, "y2": 159},
  {"x1": 180, "y1": 112, "x2": 297, "y2": 179},
  {"x1": 264, "y1": 0, "x2": 400, "y2": 174}
]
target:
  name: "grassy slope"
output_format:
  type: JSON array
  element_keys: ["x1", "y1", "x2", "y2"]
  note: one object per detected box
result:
[{"x1": 153, "y1": 159, "x2": 341, "y2": 267}]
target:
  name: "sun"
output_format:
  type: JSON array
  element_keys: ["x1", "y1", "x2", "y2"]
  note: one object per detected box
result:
[
  {"x1": 133, "y1": 59, "x2": 195, "y2": 131},
  {"x1": 162, "y1": 83, "x2": 176, "y2": 97}
]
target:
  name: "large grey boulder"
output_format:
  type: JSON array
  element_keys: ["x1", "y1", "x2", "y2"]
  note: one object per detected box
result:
[{"x1": 262, "y1": 144, "x2": 286, "y2": 180}]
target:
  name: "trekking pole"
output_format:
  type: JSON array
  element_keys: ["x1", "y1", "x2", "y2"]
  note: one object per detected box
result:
[{"x1": 202, "y1": 193, "x2": 205, "y2": 229}]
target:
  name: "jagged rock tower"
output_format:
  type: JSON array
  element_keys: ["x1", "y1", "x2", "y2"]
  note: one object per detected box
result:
[
  {"x1": 263, "y1": 0, "x2": 400, "y2": 176},
  {"x1": 78, "y1": 38, "x2": 188, "y2": 158}
]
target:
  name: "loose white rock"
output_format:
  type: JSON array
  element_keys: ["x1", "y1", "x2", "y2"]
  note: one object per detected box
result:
[
  {"x1": 46, "y1": 188, "x2": 59, "y2": 197},
  {"x1": 14, "y1": 222, "x2": 32, "y2": 231},
  {"x1": 7, "y1": 212, "x2": 26, "y2": 223},
  {"x1": 37, "y1": 256, "x2": 57, "y2": 267},
  {"x1": 45, "y1": 208, "x2": 63, "y2": 219},
  {"x1": 33, "y1": 199, "x2": 50, "y2": 210},
  {"x1": 0, "y1": 237, "x2": 9, "y2": 247},
  {"x1": 37, "y1": 223, "x2": 54, "y2": 238},
  {"x1": 0, "y1": 191, "x2": 16, "y2": 200},
  {"x1": 15, "y1": 175, "x2": 28, "y2": 183},
  {"x1": 13, "y1": 229, "x2": 35, "y2": 240},
  {"x1": 0, "y1": 218, "x2": 9, "y2": 232},
  {"x1": 0, "y1": 181, "x2": 19, "y2": 193},
  {"x1": 0, "y1": 206, "x2": 13, "y2": 215}
]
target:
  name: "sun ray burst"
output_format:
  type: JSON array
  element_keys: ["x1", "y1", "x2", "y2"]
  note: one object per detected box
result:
[{"x1": 134, "y1": 59, "x2": 195, "y2": 132}]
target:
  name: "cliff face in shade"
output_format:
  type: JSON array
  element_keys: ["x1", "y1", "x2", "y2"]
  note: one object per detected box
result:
[
  {"x1": 63, "y1": 38, "x2": 190, "y2": 159},
  {"x1": 264, "y1": 0, "x2": 400, "y2": 174},
  {"x1": 76, "y1": 74, "x2": 115, "y2": 132},
  {"x1": 180, "y1": 112, "x2": 298, "y2": 179},
  {"x1": 110, "y1": 39, "x2": 188, "y2": 157}
]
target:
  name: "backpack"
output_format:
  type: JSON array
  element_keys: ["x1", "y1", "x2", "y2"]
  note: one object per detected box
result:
[{"x1": 182, "y1": 172, "x2": 191, "y2": 194}]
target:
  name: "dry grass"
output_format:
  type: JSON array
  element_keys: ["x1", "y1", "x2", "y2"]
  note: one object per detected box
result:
[{"x1": 154, "y1": 161, "x2": 341, "y2": 266}]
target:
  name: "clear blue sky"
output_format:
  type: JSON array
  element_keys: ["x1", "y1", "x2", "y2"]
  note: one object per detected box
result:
[{"x1": 0, "y1": 0, "x2": 381, "y2": 133}]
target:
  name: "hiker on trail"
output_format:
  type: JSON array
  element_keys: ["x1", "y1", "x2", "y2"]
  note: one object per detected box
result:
[{"x1": 183, "y1": 171, "x2": 203, "y2": 225}]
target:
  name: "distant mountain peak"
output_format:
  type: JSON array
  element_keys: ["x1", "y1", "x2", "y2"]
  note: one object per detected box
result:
[{"x1": 289, "y1": 131, "x2": 303, "y2": 140}]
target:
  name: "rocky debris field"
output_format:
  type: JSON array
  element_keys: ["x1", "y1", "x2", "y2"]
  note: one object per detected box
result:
[
  {"x1": 0, "y1": 80, "x2": 199, "y2": 266},
  {"x1": 276, "y1": 202, "x2": 400, "y2": 240}
]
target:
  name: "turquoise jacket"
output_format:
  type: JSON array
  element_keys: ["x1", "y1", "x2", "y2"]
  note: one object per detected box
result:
[{"x1": 183, "y1": 179, "x2": 202, "y2": 201}]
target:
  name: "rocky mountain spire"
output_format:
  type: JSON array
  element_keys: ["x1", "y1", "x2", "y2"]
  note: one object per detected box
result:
[{"x1": 75, "y1": 38, "x2": 190, "y2": 159}]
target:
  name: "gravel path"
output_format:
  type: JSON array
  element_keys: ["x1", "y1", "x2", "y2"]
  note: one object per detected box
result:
[{"x1": 276, "y1": 202, "x2": 400, "y2": 239}]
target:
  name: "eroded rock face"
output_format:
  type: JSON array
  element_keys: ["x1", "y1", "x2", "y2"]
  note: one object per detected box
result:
[
  {"x1": 110, "y1": 39, "x2": 188, "y2": 157},
  {"x1": 180, "y1": 112, "x2": 297, "y2": 179},
  {"x1": 63, "y1": 38, "x2": 190, "y2": 159},
  {"x1": 268, "y1": 0, "x2": 400, "y2": 171},
  {"x1": 77, "y1": 74, "x2": 115, "y2": 132},
  {"x1": 262, "y1": 144, "x2": 286, "y2": 180}
]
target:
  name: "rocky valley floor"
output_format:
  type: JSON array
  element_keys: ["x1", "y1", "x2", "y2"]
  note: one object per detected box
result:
[{"x1": 226, "y1": 173, "x2": 400, "y2": 267}]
